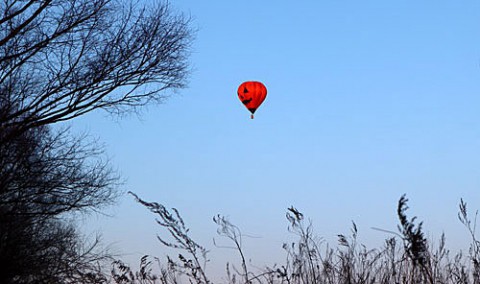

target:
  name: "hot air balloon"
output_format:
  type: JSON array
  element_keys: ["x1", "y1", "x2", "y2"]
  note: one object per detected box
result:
[{"x1": 237, "y1": 81, "x2": 267, "y2": 119}]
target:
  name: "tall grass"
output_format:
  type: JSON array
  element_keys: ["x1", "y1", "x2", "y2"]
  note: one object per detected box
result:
[{"x1": 111, "y1": 194, "x2": 480, "y2": 284}]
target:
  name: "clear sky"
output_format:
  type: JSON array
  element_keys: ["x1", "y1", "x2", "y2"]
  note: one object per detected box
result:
[{"x1": 70, "y1": 0, "x2": 480, "y2": 279}]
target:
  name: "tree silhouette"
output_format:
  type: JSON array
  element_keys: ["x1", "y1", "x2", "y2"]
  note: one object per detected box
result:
[
  {"x1": 0, "y1": 0, "x2": 194, "y2": 282},
  {"x1": 0, "y1": 0, "x2": 193, "y2": 142},
  {"x1": 0, "y1": 123, "x2": 116, "y2": 283}
]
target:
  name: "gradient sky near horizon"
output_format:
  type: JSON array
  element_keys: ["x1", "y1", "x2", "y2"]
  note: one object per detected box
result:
[{"x1": 70, "y1": 0, "x2": 480, "y2": 279}]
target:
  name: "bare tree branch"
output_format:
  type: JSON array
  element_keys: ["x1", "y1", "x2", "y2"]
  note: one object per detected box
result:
[{"x1": 0, "y1": 0, "x2": 194, "y2": 142}]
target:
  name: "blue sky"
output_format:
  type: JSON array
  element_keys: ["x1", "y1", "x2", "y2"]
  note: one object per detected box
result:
[{"x1": 72, "y1": 0, "x2": 480, "y2": 278}]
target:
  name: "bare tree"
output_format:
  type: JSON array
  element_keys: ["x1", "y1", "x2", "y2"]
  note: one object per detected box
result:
[
  {"x1": 0, "y1": 0, "x2": 194, "y2": 282},
  {"x1": 0, "y1": 0, "x2": 194, "y2": 141},
  {"x1": 0, "y1": 123, "x2": 118, "y2": 219},
  {"x1": 0, "y1": 122, "x2": 116, "y2": 283}
]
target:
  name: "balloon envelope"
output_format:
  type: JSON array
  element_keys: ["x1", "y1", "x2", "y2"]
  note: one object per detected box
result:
[{"x1": 237, "y1": 81, "x2": 267, "y2": 118}]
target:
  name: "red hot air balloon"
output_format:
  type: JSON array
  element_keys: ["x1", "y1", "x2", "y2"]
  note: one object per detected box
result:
[{"x1": 237, "y1": 81, "x2": 267, "y2": 119}]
